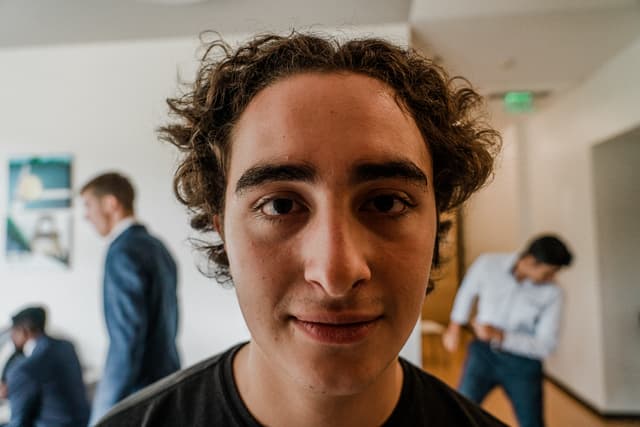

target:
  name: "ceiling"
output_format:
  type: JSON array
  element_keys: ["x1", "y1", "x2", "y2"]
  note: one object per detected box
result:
[
  {"x1": 410, "y1": 0, "x2": 640, "y2": 127},
  {"x1": 2, "y1": 0, "x2": 639, "y2": 128},
  {"x1": 0, "y1": 0, "x2": 411, "y2": 48}
]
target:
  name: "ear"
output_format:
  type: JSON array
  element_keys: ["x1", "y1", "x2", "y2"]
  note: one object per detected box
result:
[
  {"x1": 213, "y1": 215, "x2": 224, "y2": 240},
  {"x1": 100, "y1": 194, "x2": 117, "y2": 211}
]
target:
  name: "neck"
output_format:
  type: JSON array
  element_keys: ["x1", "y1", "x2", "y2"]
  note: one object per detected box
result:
[
  {"x1": 234, "y1": 342, "x2": 403, "y2": 427},
  {"x1": 512, "y1": 259, "x2": 527, "y2": 282},
  {"x1": 107, "y1": 214, "x2": 135, "y2": 236},
  {"x1": 112, "y1": 211, "x2": 133, "y2": 226}
]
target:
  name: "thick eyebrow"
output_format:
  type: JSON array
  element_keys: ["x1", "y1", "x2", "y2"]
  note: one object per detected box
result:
[
  {"x1": 234, "y1": 159, "x2": 428, "y2": 195},
  {"x1": 235, "y1": 163, "x2": 316, "y2": 194},
  {"x1": 352, "y1": 160, "x2": 429, "y2": 189}
]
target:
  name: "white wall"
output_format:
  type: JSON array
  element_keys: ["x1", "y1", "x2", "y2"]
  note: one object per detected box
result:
[
  {"x1": 0, "y1": 23, "x2": 423, "y2": 377},
  {"x1": 592, "y1": 132, "x2": 640, "y2": 412},
  {"x1": 462, "y1": 123, "x2": 520, "y2": 268},
  {"x1": 520, "y1": 35, "x2": 640, "y2": 413}
]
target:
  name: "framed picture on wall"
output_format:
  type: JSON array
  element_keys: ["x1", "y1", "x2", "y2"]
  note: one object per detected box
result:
[{"x1": 5, "y1": 155, "x2": 73, "y2": 270}]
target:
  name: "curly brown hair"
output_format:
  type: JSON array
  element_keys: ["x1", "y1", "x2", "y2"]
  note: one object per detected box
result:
[{"x1": 160, "y1": 32, "x2": 501, "y2": 286}]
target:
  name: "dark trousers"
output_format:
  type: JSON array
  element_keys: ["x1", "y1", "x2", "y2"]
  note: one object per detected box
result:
[{"x1": 459, "y1": 340, "x2": 544, "y2": 427}]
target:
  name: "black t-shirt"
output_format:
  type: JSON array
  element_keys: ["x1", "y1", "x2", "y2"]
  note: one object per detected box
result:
[{"x1": 96, "y1": 343, "x2": 507, "y2": 426}]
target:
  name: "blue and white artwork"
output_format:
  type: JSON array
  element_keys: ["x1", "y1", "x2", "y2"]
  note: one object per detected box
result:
[{"x1": 6, "y1": 155, "x2": 73, "y2": 270}]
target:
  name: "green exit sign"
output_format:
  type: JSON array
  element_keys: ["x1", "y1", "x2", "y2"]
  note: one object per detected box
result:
[{"x1": 504, "y1": 91, "x2": 534, "y2": 113}]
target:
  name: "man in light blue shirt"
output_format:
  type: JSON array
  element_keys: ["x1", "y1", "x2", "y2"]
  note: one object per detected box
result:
[{"x1": 443, "y1": 235, "x2": 573, "y2": 427}]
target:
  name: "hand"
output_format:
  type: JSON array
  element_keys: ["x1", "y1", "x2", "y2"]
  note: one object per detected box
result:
[
  {"x1": 471, "y1": 321, "x2": 504, "y2": 344},
  {"x1": 442, "y1": 323, "x2": 461, "y2": 353}
]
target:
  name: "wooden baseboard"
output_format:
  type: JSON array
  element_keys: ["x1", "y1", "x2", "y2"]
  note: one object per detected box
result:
[{"x1": 544, "y1": 373, "x2": 640, "y2": 420}]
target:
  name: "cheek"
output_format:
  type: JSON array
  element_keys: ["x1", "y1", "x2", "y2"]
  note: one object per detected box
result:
[
  {"x1": 224, "y1": 201, "x2": 299, "y2": 274},
  {"x1": 229, "y1": 244, "x2": 297, "y2": 342},
  {"x1": 386, "y1": 248, "x2": 433, "y2": 297},
  {"x1": 375, "y1": 223, "x2": 435, "y2": 308},
  {"x1": 384, "y1": 210, "x2": 436, "y2": 270},
  {"x1": 532, "y1": 268, "x2": 546, "y2": 280},
  {"x1": 226, "y1": 223, "x2": 280, "y2": 279},
  {"x1": 89, "y1": 211, "x2": 102, "y2": 226},
  {"x1": 225, "y1": 218, "x2": 296, "y2": 308}
]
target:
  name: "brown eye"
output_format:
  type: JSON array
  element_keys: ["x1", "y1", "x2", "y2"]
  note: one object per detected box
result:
[
  {"x1": 261, "y1": 198, "x2": 298, "y2": 216},
  {"x1": 273, "y1": 199, "x2": 293, "y2": 214},
  {"x1": 362, "y1": 194, "x2": 413, "y2": 215},
  {"x1": 372, "y1": 195, "x2": 396, "y2": 212}
]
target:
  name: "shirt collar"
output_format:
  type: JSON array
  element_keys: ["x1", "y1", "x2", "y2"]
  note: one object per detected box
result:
[
  {"x1": 107, "y1": 217, "x2": 136, "y2": 245},
  {"x1": 23, "y1": 338, "x2": 38, "y2": 357},
  {"x1": 507, "y1": 252, "x2": 530, "y2": 284},
  {"x1": 506, "y1": 252, "x2": 520, "y2": 273}
]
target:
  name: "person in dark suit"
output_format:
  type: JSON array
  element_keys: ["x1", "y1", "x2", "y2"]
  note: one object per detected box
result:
[
  {"x1": 4, "y1": 306, "x2": 89, "y2": 427},
  {"x1": 1, "y1": 349, "x2": 24, "y2": 400},
  {"x1": 80, "y1": 172, "x2": 180, "y2": 425}
]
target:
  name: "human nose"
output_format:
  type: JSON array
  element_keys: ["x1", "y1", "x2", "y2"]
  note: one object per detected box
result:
[{"x1": 302, "y1": 207, "x2": 372, "y2": 297}]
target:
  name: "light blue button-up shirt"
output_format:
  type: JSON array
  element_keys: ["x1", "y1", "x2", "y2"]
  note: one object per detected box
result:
[{"x1": 450, "y1": 253, "x2": 563, "y2": 360}]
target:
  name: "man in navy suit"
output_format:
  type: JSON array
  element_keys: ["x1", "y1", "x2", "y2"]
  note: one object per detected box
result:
[
  {"x1": 81, "y1": 173, "x2": 180, "y2": 425},
  {"x1": 1, "y1": 349, "x2": 24, "y2": 400},
  {"x1": 5, "y1": 306, "x2": 89, "y2": 427}
]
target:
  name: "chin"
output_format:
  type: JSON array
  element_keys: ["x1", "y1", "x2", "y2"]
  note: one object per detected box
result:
[
  {"x1": 291, "y1": 348, "x2": 393, "y2": 397},
  {"x1": 299, "y1": 367, "x2": 376, "y2": 396}
]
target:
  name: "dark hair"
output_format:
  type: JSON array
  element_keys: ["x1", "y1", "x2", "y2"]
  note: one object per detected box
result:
[
  {"x1": 80, "y1": 172, "x2": 135, "y2": 213},
  {"x1": 12, "y1": 306, "x2": 47, "y2": 333},
  {"x1": 160, "y1": 32, "x2": 501, "y2": 285},
  {"x1": 523, "y1": 235, "x2": 573, "y2": 267}
]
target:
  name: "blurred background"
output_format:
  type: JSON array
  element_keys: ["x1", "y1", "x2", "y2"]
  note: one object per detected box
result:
[{"x1": 0, "y1": 0, "x2": 638, "y2": 425}]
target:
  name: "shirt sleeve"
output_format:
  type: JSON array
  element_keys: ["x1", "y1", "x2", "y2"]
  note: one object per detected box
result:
[
  {"x1": 7, "y1": 366, "x2": 39, "y2": 427},
  {"x1": 450, "y1": 256, "x2": 486, "y2": 325},
  {"x1": 93, "y1": 250, "x2": 148, "y2": 417},
  {"x1": 500, "y1": 289, "x2": 563, "y2": 359}
]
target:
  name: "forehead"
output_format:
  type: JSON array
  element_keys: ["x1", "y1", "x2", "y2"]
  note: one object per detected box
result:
[
  {"x1": 81, "y1": 190, "x2": 98, "y2": 202},
  {"x1": 227, "y1": 72, "x2": 431, "y2": 184}
]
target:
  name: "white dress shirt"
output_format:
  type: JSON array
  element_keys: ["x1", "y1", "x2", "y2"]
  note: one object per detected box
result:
[
  {"x1": 23, "y1": 338, "x2": 37, "y2": 357},
  {"x1": 450, "y1": 253, "x2": 563, "y2": 360},
  {"x1": 106, "y1": 217, "x2": 136, "y2": 245}
]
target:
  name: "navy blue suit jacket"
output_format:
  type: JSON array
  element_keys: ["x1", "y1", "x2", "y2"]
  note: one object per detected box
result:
[
  {"x1": 91, "y1": 224, "x2": 180, "y2": 423},
  {"x1": 6, "y1": 335, "x2": 89, "y2": 427}
]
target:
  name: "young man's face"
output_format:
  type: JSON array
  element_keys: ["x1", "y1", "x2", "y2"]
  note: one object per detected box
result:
[
  {"x1": 10, "y1": 326, "x2": 28, "y2": 351},
  {"x1": 519, "y1": 255, "x2": 561, "y2": 284},
  {"x1": 81, "y1": 191, "x2": 113, "y2": 237},
  {"x1": 221, "y1": 72, "x2": 437, "y2": 395}
]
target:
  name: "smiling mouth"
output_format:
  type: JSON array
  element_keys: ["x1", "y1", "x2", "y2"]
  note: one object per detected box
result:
[{"x1": 292, "y1": 316, "x2": 382, "y2": 345}]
